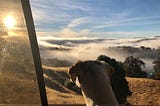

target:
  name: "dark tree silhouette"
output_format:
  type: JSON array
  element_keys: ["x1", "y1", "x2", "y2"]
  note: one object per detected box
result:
[
  {"x1": 153, "y1": 48, "x2": 160, "y2": 80},
  {"x1": 123, "y1": 56, "x2": 147, "y2": 78},
  {"x1": 0, "y1": 18, "x2": 7, "y2": 35},
  {"x1": 0, "y1": 19, "x2": 7, "y2": 57},
  {"x1": 97, "y1": 55, "x2": 132, "y2": 104},
  {"x1": 153, "y1": 59, "x2": 160, "y2": 80}
]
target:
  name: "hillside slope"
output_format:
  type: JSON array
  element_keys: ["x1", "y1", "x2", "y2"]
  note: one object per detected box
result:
[
  {"x1": 43, "y1": 66, "x2": 84, "y2": 105},
  {"x1": 43, "y1": 66, "x2": 160, "y2": 105},
  {"x1": 127, "y1": 78, "x2": 160, "y2": 105}
]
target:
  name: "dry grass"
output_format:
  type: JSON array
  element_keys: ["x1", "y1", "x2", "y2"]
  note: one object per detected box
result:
[
  {"x1": 0, "y1": 71, "x2": 41, "y2": 104},
  {"x1": 0, "y1": 59, "x2": 41, "y2": 104},
  {"x1": 127, "y1": 77, "x2": 160, "y2": 105},
  {"x1": 43, "y1": 66, "x2": 85, "y2": 105},
  {"x1": 46, "y1": 87, "x2": 84, "y2": 105},
  {"x1": 43, "y1": 66, "x2": 160, "y2": 106}
]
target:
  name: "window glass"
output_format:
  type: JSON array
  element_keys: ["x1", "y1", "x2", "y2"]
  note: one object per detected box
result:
[
  {"x1": 0, "y1": 0, "x2": 41, "y2": 105},
  {"x1": 30, "y1": 0, "x2": 160, "y2": 105}
]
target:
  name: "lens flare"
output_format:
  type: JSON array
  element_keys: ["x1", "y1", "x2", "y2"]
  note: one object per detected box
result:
[{"x1": 3, "y1": 15, "x2": 16, "y2": 29}]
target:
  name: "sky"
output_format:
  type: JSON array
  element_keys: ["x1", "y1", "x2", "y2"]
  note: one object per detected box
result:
[
  {"x1": 0, "y1": 0, "x2": 28, "y2": 37},
  {"x1": 30, "y1": 0, "x2": 160, "y2": 38}
]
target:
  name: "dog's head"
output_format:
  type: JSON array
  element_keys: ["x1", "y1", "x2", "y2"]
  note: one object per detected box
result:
[
  {"x1": 68, "y1": 61, "x2": 85, "y2": 83},
  {"x1": 68, "y1": 61, "x2": 118, "y2": 106},
  {"x1": 68, "y1": 61, "x2": 115, "y2": 83}
]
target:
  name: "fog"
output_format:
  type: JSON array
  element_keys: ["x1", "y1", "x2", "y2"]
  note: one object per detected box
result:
[{"x1": 38, "y1": 36, "x2": 160, "y2": 72}]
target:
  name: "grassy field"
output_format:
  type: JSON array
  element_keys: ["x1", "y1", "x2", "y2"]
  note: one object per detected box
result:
[
  {"x1": 43, "y1": 66, "x2": 84, "y2": 105},
  {"x1": 0, "y1": 37, "x2": 41, "y2": 104},
  {"x1": 43, "y1": 66, "x2": 160, "y2": 105},
  {"x1": 0, "y1": 57, "x2": 41, "y2": 104},
  {"x1": 127, "y1": 78, "x2": 160, "y2": 105}
]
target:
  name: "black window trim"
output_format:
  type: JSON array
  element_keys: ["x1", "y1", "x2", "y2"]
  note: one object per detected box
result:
[{"x1": 21, "y1": 0, "x2": 48, "y2": 105}]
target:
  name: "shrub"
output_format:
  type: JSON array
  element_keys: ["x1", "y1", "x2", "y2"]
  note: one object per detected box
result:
[
  {"x1": 124, "y1": 56, "x2": 147, "y2": 78},
  {"x1": 153, "y1": 56, "x2": 160, "y2": 80},
  {"x1": 97, "y1": 55, "x2": 132, "y2": 104},
  {"x1": 64, "y1": 79, "x2": 81, "y2": 94}
]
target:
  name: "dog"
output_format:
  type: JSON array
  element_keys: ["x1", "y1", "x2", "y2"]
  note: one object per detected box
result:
[{"x1": 68, "y1": 60, "x2": 119, "y2": 106}]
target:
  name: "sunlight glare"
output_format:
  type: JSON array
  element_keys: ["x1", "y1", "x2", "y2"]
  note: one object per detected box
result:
[{"x1": 3, "y1": 15, "x2": 16, "y2": 29}]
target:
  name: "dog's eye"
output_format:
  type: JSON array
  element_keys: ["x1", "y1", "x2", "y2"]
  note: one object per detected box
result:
[{"x1": 70, "y1": 73, "x2": 77, "y2": 82}]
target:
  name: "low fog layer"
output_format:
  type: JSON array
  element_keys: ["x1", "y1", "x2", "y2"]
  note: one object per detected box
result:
[{"x1": 38, "y1": 36, "x2": 160, "y2": 72}]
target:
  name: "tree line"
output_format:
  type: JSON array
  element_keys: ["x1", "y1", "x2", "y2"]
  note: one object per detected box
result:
[{"x1": 98, "y1": 53, "x2": 160, "y2": 80}]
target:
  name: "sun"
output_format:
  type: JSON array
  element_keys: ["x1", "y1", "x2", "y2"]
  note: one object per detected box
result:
[{"x1": 3, "y1": 15, "x2": 16, "y2": 29}]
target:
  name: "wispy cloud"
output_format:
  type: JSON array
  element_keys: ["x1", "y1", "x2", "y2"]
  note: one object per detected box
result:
[
  {"x1": 52, "y1": 28, "x2": 90, "y2": 38},
  {"x1": 67, "y1": 17, "x2": 89, "y2": 28},
  {"x1": 93, "y1": 16, "x2": 160, "y2": 29},
  {"x1": 30, "y1": 0, "x2": 89, "y2": 23},
  {"x1": 30, "y1": 0, "x2": 160, "y2": 38},
  {"x1": 54, "y1": 0, "x2": 90, "y2": 11},
  {"x1": 36, "y1": 28, "x2": 90, "y2": 38},
  {"x1": 30, "y1": 0, "x2": 73, "y2": 24}
]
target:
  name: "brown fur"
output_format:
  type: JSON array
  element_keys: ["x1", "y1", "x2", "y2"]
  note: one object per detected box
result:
[{"x1": 68, "y1": 60, "x2": 119, "y2": 106}]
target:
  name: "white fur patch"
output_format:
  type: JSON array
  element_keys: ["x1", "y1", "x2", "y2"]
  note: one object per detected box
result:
[
  {"x1": 75, "y1": 77, "x2": 81, "y2": 87},
  {"x1": 82, "y1": 91, "x2": 94, "y2": 106}
]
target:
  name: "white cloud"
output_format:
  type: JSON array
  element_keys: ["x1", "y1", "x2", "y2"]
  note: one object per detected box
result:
[
  {"x1": 52, "y1": 28, "x2": 90, "y2": 38},
  {"x1": 56, "y1": 1, "x2": 90, "y2": 11},
  {"x1": 30, "y1": 0, "x2": 73, "y2": 24},
  {"x1": 30, "y1": 0, "x2": 160, "y2": 39},
  {"x1": 68, "y1": 17, "x2": 89, "y2": 28}
]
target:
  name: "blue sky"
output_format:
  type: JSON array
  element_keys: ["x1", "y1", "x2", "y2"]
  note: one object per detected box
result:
[{"x1": 30, "y1": 0, "x2": 160, "y2": 38}]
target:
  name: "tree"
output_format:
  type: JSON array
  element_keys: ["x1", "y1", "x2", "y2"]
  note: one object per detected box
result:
[
  {"x1": 153, "y1": 59, "x2": 160, "y2": 79},
  {"x1": 123, "y1": 56, "x2": 147, "y2": 78},
  {"x1": 97, "y1": 55, "x2": 132, "y2": 104},
  {"x1": 0, "y1": 38, "x2": 6, "y2": 57},
  {"x1": 0, "y1": 17, "x2": 8, "y2": 37},
  {"x1": 64, "y1": 79, "x2": 81, "y2": 94},
  {"x1": 153, "y1": 47, "x2": 160, "y2": 80},
  {"x1": 0, "y1": 19, "x2": 7, "y2": 57}
]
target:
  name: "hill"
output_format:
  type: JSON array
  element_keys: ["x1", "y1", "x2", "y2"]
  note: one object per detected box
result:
[
  {"x1": 108, "y1": 46, "x2": 159, "y2": 60},
  {"x1": 127, "y1": 78, "x2": 160, "y2": 105},
  {"x1": 43, "y1": 66, "x2": 160, "y2": 105},
  {"x1": 43, "y1": 66, "x2": 84, "y2": 105},
  {"x1": 0, "y1": 37, "x2": 41, "y2": 104},
  {"x1": 41, "y1": 58, "x2": 72, "y2": 67}
]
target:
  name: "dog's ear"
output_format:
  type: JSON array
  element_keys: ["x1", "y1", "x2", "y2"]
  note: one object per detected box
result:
[
  {"x1": 106, "y1": 66, "x2": 115, "y2": 78},
  {"x1": 102, "y1": 62, "x2": 115, "y2": 78},
  {"x1": 68, "y1": 66, "x2": 77, "y2": 82},
  {"x1": 68, "y1": 61, "x2": 84, "y2": 82}
]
